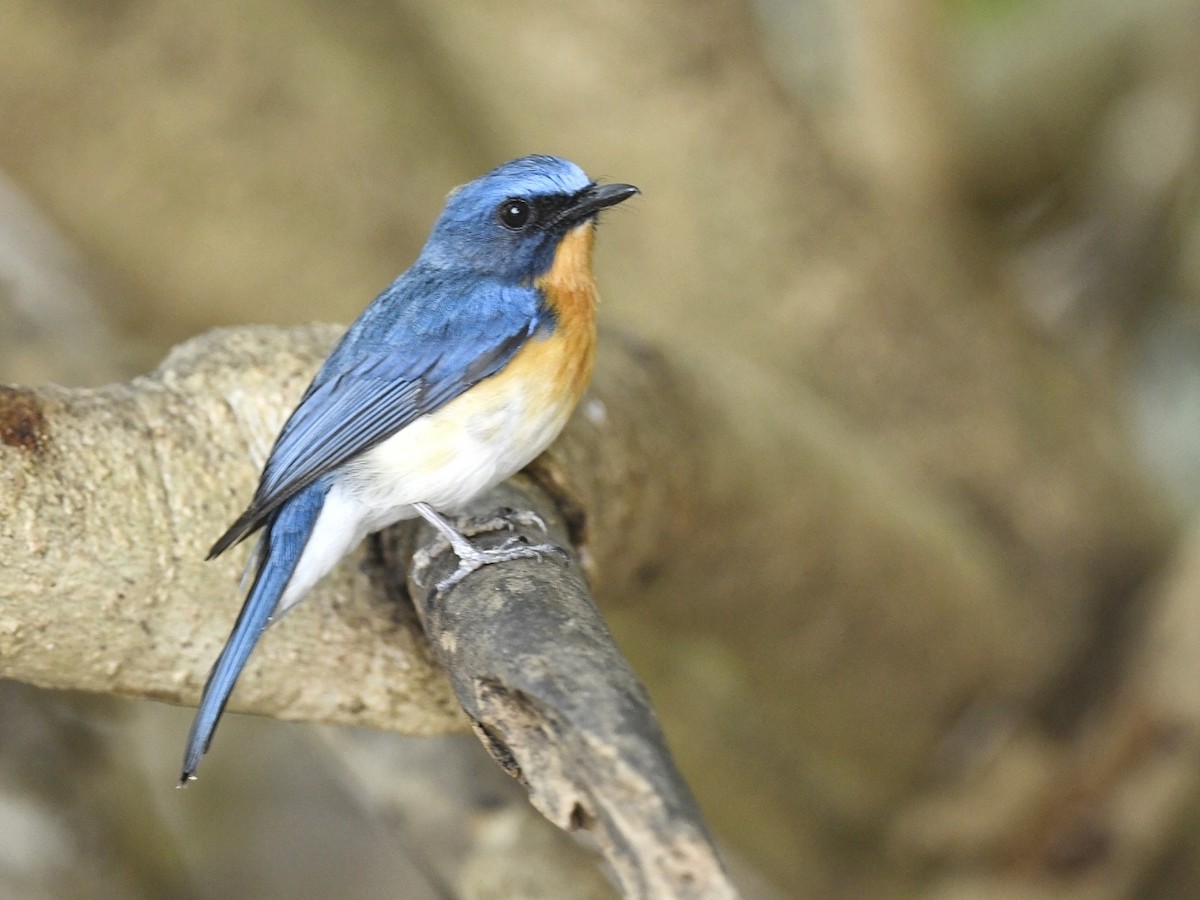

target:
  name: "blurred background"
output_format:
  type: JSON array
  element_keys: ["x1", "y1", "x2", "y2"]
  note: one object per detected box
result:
[{"x1": 2, "y1": 0, "x2": 1200, "y2": 897}]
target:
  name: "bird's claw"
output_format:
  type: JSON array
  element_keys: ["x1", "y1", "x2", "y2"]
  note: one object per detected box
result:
[
  {"x1": 490, "y1": 508, "x2": 550, "y2": 532},
  {"x1": 410, "y1": 508, "x2": 557, "y2": 589},
  {"x1": 454, "y1": 508, "x2": 549, "y2": 537},
  {"x1": 434, "y1": 537, "x2": 566, "y2": 592}
]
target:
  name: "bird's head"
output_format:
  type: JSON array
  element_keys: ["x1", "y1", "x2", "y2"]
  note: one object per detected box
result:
[{"x1": 418, "y1": 155, "x2": 638, "y2": 281}]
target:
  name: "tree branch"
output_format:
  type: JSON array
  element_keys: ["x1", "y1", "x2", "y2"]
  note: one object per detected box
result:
[
  {"x1": 391, "y1": 481, "x2": 735, "y2": 899},
  {"x1": 1, "y1": 325, "x2": 458, "y2": 733},
  {"x1": 2, "y1": 322, "x2": 1032, "y2": 839}
]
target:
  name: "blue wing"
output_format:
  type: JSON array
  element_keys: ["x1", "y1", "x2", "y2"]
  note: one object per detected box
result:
[{"x1": 209, "y1": 270, "x2": 545, "y2": 558}]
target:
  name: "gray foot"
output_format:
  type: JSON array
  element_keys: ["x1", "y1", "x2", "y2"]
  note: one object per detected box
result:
[
  {"x1": 411, "y1": 503, "x2": 564, "y2": 591},
  {"x1": 411, "y1": 508, "x2": 547, "y2": 572},
  {"x1": 434, "y1": 535, "x2": 566, "y2": 592}
]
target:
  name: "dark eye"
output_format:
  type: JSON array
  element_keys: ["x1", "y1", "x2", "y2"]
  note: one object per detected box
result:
[{"x1": 498, "y1": 198, "x2": 532, "y2": 230}]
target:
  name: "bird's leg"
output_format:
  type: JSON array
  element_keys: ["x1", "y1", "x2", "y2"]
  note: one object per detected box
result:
[
  {"x1": 411, "y1": 507, "x2": 549, "y2": 564},
  {"x1": 410, "y1": 502, "x2": 565, "y2": 592}
]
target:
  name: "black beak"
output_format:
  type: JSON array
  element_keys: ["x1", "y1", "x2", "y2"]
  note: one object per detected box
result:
[{"x1": 556, "y1": 182, "x2": 639, "y2": 228}]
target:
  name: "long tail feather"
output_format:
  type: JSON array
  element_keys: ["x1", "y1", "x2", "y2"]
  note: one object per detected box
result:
[{"x1": 180, "y1": 484, "x2": 327, "y2": 784}]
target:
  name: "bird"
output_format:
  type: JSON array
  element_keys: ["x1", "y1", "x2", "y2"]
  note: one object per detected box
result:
[{"x1": 180, "y1": 155, "x2": 638, "y2": 784}]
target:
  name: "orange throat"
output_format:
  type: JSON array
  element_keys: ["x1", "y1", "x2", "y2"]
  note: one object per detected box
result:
[{"x1": 534, "y1": 222, "x2": 599, "y2": 403}]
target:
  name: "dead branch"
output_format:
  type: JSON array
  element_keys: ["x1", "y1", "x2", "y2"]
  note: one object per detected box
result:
[
  {"x1": 2, "y1": 322, "x2": 1036, "y2": 868},
  {"x1": 387, "y1": 480, "x2": 735, "y2": 899}
]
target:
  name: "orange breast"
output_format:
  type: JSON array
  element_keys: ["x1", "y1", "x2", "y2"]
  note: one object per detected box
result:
[
  {"x1": 525, "y1": 221, "x2": 598, "y2": 406},
  {"x1": 440, "y1": 220, "x2": 598, "y2": 446}
]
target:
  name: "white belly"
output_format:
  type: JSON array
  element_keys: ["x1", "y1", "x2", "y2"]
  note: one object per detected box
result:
[
  {"x1": 273, "y1": 367, "x2": 576, "y2": 617},
  {"x1": 341, "y1": 369, "x2": 576, "y2": 528}
]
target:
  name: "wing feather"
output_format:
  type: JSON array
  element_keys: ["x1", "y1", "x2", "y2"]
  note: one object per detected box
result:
[{"x1": 209, "y1": 276, "x2": 542, "y2": 558}]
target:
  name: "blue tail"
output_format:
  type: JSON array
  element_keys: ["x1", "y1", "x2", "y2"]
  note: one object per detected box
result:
[{"x1": 180, "y1": 483, "x2": 328, "y2": 784}]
